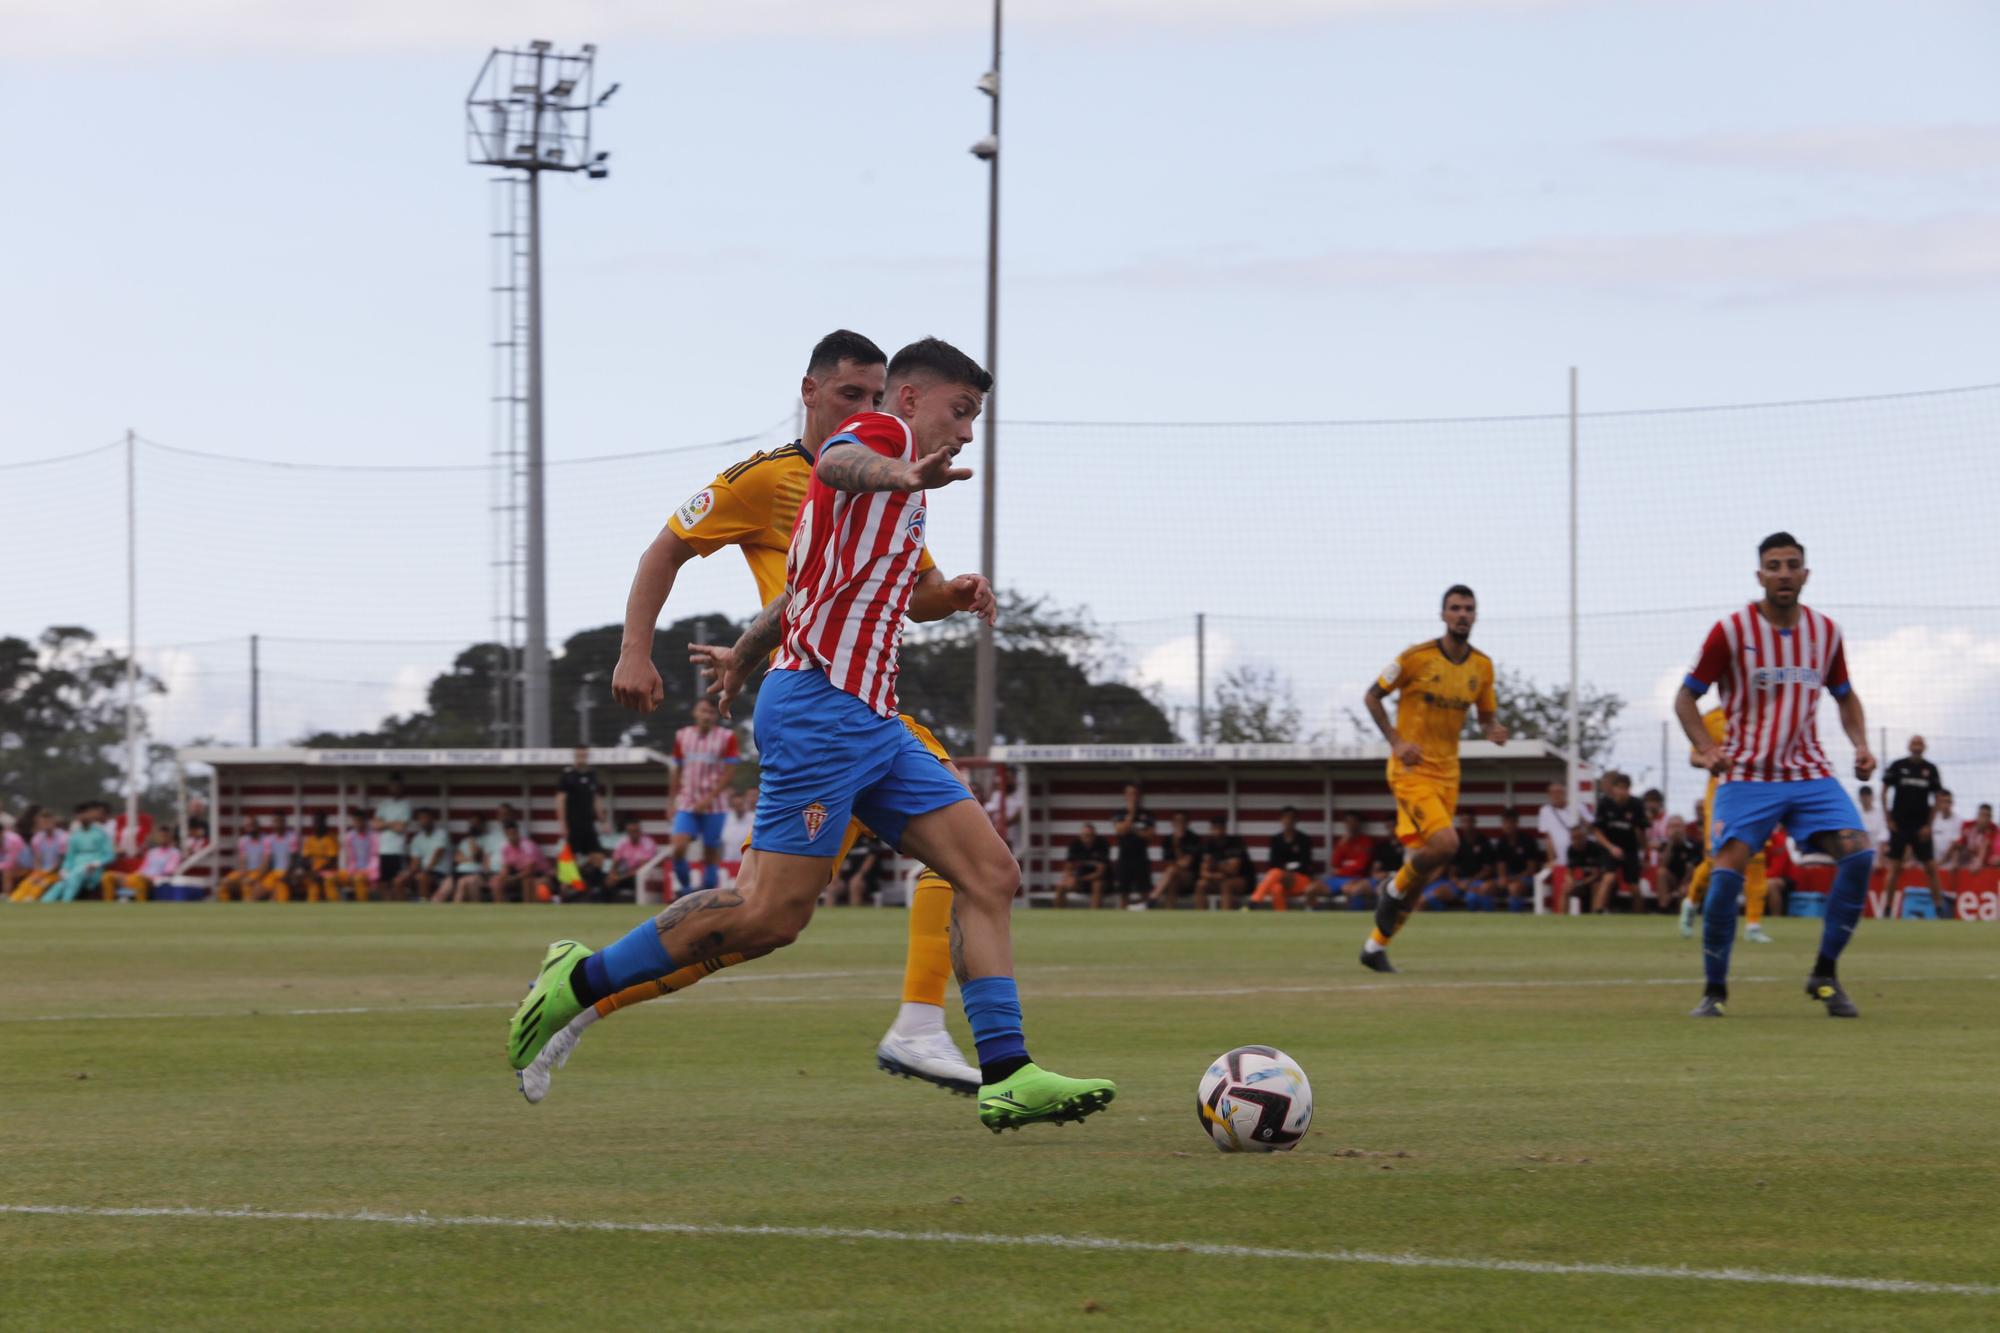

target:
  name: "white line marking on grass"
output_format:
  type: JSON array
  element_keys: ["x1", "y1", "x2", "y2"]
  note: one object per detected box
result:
[
  {"x1": 2, "y1": 1203, "x2": 1994, "y2": 1298},
  {"x1": 6, "y1": 973, "x2": 1996, "y2": 1024}
]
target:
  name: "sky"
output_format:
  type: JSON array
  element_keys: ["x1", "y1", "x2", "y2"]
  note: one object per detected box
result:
[{"x1": 6, "y1": 0, "x2": 1999, "y2": 805}]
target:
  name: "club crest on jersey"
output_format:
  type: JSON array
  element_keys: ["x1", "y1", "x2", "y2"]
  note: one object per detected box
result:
[
  {"x1": 905, "y1": 507, "x2": 926, "y2": 547},
  {"x1": 676, "y1": 488, "x2": 716, "y2": 529},
  {"x1": 801, "y1": 802, "x2": 830, "y2": 841}
]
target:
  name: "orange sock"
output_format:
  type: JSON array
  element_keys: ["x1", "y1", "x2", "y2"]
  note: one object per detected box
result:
[
  {"x1": 902, "y1": 871, "x2": 954, "y2": 1006},
  {"x1": 593, "y1": 953, "x2": 752, "y2": 1017},
  {"x1": 1745, "y1": 856, "x2": 1768, "y2": 924},
  {"x1": 1393, "y1": 862, "x2": 1421, "y2": 898}
]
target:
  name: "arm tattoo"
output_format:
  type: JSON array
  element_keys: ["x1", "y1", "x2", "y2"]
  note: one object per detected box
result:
[
  {"x1": 948, "y1": 892, "x2": 969, "y2": 984},
  {"x1": 816, "y1": 443, "x2": 910, "y2": 493},
  {"x1": 733, "y1": 591, "x2": 791, "y2": 662}
]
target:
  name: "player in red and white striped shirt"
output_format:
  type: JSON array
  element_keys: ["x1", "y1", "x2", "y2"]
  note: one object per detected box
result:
[
  {"x1": 669, "y1": 698, "x2": 740, "y2": 894},
  {"x1": 517, "y1": 338, "x2": 1116, "y2": 1134},
  {"x1": 1674, "y1": 532, "x2": 1878, "y2": 1020}
]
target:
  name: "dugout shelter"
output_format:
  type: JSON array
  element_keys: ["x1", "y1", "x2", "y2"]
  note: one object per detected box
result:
[{"x1": 172, "y1": 747, "x2": 679, "y2": 900}]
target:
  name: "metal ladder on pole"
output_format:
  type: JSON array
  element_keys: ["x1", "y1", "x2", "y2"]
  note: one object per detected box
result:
[{"x1": 488, "y1": 172, "x2": 531, "y2": 747}]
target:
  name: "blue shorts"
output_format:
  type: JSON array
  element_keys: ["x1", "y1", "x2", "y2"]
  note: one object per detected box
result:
[
  {"x1": 673, "y1": 810, "x2": 727, "y2": 845},
  {"x1": 751, "y1": 668, "x2": 971, "y2": 856},
  {"x1": 1711, "y1": 777, "x2": 1861, "y2": 857}
]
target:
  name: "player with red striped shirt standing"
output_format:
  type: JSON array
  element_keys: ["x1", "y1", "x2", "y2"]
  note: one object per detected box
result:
[
  {"x1": 667, "y1": 699, "x2": 740, "y2": 894},
  {"x1": 509, "y1": 338, "x2": 1115, "y2": 1133},
  {"x1": 1674, "y1": 532, "x2": 1877, "y2": 1019}
]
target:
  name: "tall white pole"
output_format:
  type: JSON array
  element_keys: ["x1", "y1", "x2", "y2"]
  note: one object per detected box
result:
[
  {"x1": 972, "y1": 0, "x2": 1003, "y2": 758},
  {"x1": 124, "y1": 428, "x2": 141, "y2": 850},
  {"x1": 1567, "y1": 367, "x2": 1580, "y2": 811}
]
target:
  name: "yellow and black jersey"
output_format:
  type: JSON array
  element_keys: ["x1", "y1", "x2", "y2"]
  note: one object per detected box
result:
[{"x1": 1376, "y1": 639, "x2": 1496, "y2": 781}]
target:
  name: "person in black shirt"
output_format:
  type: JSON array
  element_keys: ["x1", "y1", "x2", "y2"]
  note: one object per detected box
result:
[
  {"x1": 1589, "y1": 772, "x2": 1645, "y2": 913},
  {"x1": 1147, "y1": 811, "x2": 1202, "y2": 909},
  {"x1": 1489, "y1": 806, "x2": 1544, "y2": 912},
  {"x1": 1879, "y1": 734, "x2": 1946, "y2": 905},
  {"x1": 1661, "y1": 814, "x2": 1705, "y2": 910},
  {"x1": 1112, "y1": 784, "x2": 1157, "y2": 905},
  {"x1": 1196, "y1": 816, "x2": 1251, "y2": 911},
  {"x1": 1057, "y1": 822, "x2": 1113, "y2": 909},
  {"x1": 1250, "y1": 806, "x2": 1320, "y2": 910},
  {"x1": 835, "y1": 834, "x2": 887, "y2": 907},
  {"x1": 556, "y1": 746, "x2": 610, "y2": 897},
  {"x1": 1428, "y1": 810, "x2": 1491, "y2": 910}
]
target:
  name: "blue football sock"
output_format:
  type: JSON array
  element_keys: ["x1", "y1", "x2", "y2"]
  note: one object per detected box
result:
[
  {"x1": 1702, "y1": 867, "x2": 1744, "y2": 993},
  {"x1": 701, "y1": 855, "x2": 720, "y2": 891},
  {"x1": 672, "y1": 857, "x2": 691, "y2": 891},
  {"x1": 961, "y1": 975, "x2": 1030, "y2": 1082},
  {"x1": 574, "y1": 918, "x2": 677, "y2": 1008},
  {"x1": 1815, "y1": 849, "x2": 1873, "y2": 976}
]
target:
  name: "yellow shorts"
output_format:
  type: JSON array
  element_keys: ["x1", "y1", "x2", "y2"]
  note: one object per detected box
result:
[{"x1": 1391, "y1": 773, "x2": 1458, "y2": 848}]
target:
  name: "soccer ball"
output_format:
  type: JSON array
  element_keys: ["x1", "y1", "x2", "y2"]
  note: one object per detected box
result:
[{"x1": 1197, "y1": 1045, "x2": 1313, "y2": 1153}]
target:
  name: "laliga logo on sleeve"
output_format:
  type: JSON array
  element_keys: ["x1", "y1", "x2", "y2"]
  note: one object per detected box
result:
[{"x1": 677, "y1": 488, "x2": 716, "y2": 529}]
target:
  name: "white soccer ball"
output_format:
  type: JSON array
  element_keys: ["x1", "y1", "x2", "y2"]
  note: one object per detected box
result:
[{"x1": 1197, "y1": 1045, "x2": 1313, "y2": 1153}]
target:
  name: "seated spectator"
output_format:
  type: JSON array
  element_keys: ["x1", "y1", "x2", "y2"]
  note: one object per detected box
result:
[
  {"x1": 1323, "y1": 814, "x2": 1376, "y2": 907},
  {"x1": 10, "y1": 805, "x2": 68, "y2": 901},
  {"x1": 1353, "y1": 837, "x2": 1402, "y2": 911},
  {"x1": 1146, "y1": 812, "x2": 1201, "y2": 910},
  {"x1": 1250, "y1": 806, "x2": 1320, "y2": 911},
  {"x1": 719, "y1": 787, "x2": 755, "y2": 887},
  {"x1": 339, "y1": 811, "x2": 379, "y2": 902},
  {"x1": 1761, "y1": 826, "x2": 1795, "y2": 918},
  {"x1": 835, "y1": 834, "x2": 888, "y2": 907},
  {"x1": 1958, "y1": 802, "x2": 1998, "y2": 870},
  {"x1": 101, "y1": 825, "x2": 182, "y2": 902},
  {"x1": 496, "y1": 821, "x2": 553, "y2": 903},
  {"x1": 1196, "y1": 816, "x2": 1251, "y2": 911},
  {"x1": 41, "y1": 801, "x2": 116, "y2": 903},
  {"x1": 1536, "y1": 780, "x2": 1588, "y2": 913},
  {"x1": 403, "y1": 808, "x2": 451, "y2": 901},
  {"x1": 299, "y1": 812, "x2": 341, "y2": 903},
  {"x1": 1057, "y1": 821, "x2": 1113, "y2": 909},
  {"x1": 1857, "y1": 783, "x2": 1887, "y2": 857},
  {"x1": 1428, "y1": 810, "x2": 1492, "y2": 910},
  {"x1": 1659, "y1": 814, "x2": 1705, "y2": 910},
  {"x1": 2, "y1": 808, "x2": 33, "y2": 900},
  {"x1": 1558, "y1": 838, "x2": 1604, "y2": 915},
  {"x1": 606, "y1": 817, "x2": 660, "y2": 902},
  {"x1": 1489, "y1": 806, "x2": 1543, "y2": 912},
  {"x1": 440, "y1": 814, "x2": 499, "y2": 904}
]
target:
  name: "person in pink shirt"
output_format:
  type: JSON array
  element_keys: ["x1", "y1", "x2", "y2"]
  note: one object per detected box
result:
[
  {"x1": 101, "y1": 826, "x2": 183, "y2": 902},
  {"x1": 11, "y1": 807, "x2": 69, "y2": 901},
  {"x1": 1, "y1": 817, "x2": 27, "y2": 899},
  {"x1": 604, "y1": 816, "x2": 660, "y2": 902},
  {"x1": 496, "y1": 820, "x2": 552, "y2": 903}
]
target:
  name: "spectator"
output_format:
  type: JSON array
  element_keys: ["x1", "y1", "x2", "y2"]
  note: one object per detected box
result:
[
  {"x1": 1112, "y1": 784, "x2": 1157, "y2": 907},
  {"x1": 496, "y1": 821, "x2": 553, "y2": 903},
  {"x1": 1761, "y1": 826, "x2": 1795, "y2": 919},
  {"x1": 42, "y1": 800, "x2": 115, "y2": 902},
  {"x1": 1146, "y1": 811, "x2": 1201, "y2": 910},
  {"x1": 1857, "y1": 783, "x2": 1887, "y2": 857},
  {"x1": 669, "y1": 699, "x2": 740, "y2": 895},
  {"x1": 835, "y1": 833, "x2": 888, "y2": 907},
  {"x1": 1960, "y1": 802, "x2": 1998, "y2": 869},
  {"x1": 300, "y1": 812, "x2": 341, "y2": 903},
  {"x1": 10, "y1": 805, "x2": 67, "y2": 901},
  {"x1": 1536, "y1": 781, "x2": 1587, "y2": 913},
  {"x1": 268, "y1": 817, "x2": 303, "y2": 901},
  {"x1": 218, "y1": 815, "x2": 275, "y2": 902},
  {"x1": 404, "y1": 808, "x2": 451, "y2": 900},
  {"x1": 719, "y1": 787, "x2": 756, "y2": 886},
  {"x1": 1197, "y1": 816, "x2": 1251, "y2": 911},
  {"x1": 1639, "y1": 787, "x2": 1668, "y2": 910},
  {"x1": 1660, "y1": 814, "x2": 1705, "y2": 910},
  {"x1": 1324, "y1": 813, "x2": 1376, "y2": 908},
  {"x1": 1, "y1": 812, "x2": 25, "y2": 900},
  {"x1": 1250, "y1": 806, "x2": 1320, "y2": 911},
  {"x1": 101, "y1": 825, "x2": 181, "y2": 903},
  {"x1": 557, "y1": 746, "x2": 610, "y2": 896},
  {"x1": 1879, "y1": 735, "x2": 1946, "y2": 908},
  {"x1": 1057, "y1": 821, "x2": 1113, "y2": 909},
  {"x1": 984, "y1": 766, "x2": 1024, "y2": 854},
  {"x1": 340, "y1": 810, "x2": 379, "y2": 902},
  {"x1": 1428, "y1": 810, "x2": 1491, "y2": 910},
  {"x1": 373, "y1": 775, "x2": 413, "y2": 895},
  {"x1": 607, "y1": 816, "x2": 660, "y2": 902},
  {"x1": 1931, "y1": 789, "x2": 1962, "y2": 870},
  {"x1": 1589, "y1": 772, "x2": 1646, "y2": 913},
  {"x1": 1489, "y1": 806, "x2": 1543, "y2": 912},
  {"x1": 441, "y1": 814, "x2": 497, "y2": 904}
]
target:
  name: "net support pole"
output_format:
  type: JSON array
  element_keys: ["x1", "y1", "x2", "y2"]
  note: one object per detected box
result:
[
  {"x1": 123, "y1": 428, "x2": 140, "y2": 852},
  {"x1": 250, "y1": 634, "x2": 260, "y2": 747},
  {"x1": 1196, "y1": 612, "x2": 1207, "y2": 743},
  {"x1": 1566, "y1": 367, "x2": 1581, "y2": 815},
  {"x1": 1661, "y1": 719, "x2": 1670, "y2": 811},
  {"x1": 972, "y1": 0, "x2": 1003, "y2": 758}
]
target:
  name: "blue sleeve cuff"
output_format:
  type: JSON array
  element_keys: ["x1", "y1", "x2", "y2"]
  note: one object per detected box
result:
[
  {"x1": 1682, "y1": 675, "x2": 1710, "y2": 697},
  {"x1": 1828, "y1": 681, "x2": 1851, "y2": 699}
]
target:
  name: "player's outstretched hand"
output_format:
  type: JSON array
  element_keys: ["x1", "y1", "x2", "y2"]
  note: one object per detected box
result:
[
  {"x1": 1853, "y1": 747, "x2": 1878, "y2": 782},
  {"x1": 944, "y1": 573, "x2": 998, "y2": 624},
  {"x1": 612, "y1": 650, "x2": 665, "y2": 714},
  {"x1": 910, "y1": 447, "x2": 973, "y2": 491},
  {"x1": 689, "y1": 643, "x2": 751, "y2": 719}
]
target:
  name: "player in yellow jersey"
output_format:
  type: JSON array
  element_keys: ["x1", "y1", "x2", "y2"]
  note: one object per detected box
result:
[
  {"x1": 1678, "y1": 708, "x2": 1773, "y2": 942},
  {"x1": 514, "y1": 330, "x2": 985, "y2": 1104},
  {"x1": 298, "y1": 813, "x2": 342, "y2": 903},
  {"x1": 1358, "y1": 585, "x2": 1509, "y2": 973}
]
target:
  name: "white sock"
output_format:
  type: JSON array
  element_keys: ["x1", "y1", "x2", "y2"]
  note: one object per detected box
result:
[
  {"x1": 1362, "y1": 937, "x2": 1386, "y2": 955},
  {"x1": 891, "y1": 1001, "x2": 946, "y2": 1038}
]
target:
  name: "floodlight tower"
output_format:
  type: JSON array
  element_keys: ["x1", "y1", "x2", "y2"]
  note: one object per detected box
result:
[
  {"x1": 466, "y1": 40, "x2": 613, "y2": 749},
  {"x1": 970, "y1": 2, "x2": 1001, "y2": 757}
]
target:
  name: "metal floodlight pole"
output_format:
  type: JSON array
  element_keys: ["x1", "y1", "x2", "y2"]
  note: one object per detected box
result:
[
  {"x1": 1567, "y1": 367, "x2": 1581, "y2": 807},
  {"x1": 465, "y1": 39, "x2": 611, "y2": 751},
  {"x1": 124, "y1": 429, "x2": 140, "y2": 842},
  {"x1": 971, "y1": 0, "x2": 1002, "y2": 757}
]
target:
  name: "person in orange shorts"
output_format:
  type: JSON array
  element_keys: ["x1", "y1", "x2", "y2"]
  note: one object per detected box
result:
[
  {"x1": 1250, "y1": 806, "x2": 1321, "y2": 911},
  {"x1": 100, "y1": 825, "x2": 182, "y2": 902}
]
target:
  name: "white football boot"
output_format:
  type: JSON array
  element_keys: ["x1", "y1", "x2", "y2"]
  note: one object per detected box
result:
[
  {"x1": 875, "y1": 1023, "x2": 980, "y2": 1097},
  {"x1": 518, "y1": 1004, "x2": 599, "y2": 1104}
]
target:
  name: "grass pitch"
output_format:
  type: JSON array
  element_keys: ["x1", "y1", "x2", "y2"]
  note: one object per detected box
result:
[{"x1": 3, "y1": 906, "x2": 1998, "y2": 1329}]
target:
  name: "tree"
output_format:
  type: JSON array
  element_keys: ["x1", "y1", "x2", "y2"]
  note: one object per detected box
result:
[
  {"x1": 0, "y1": 626, "x2": 165, "y2": 815},
  {"x1": 1210, "y1": 663, "x2": 1311, "y2": 743},
  {"x1": 1486, "y1": 667, "x2": 1624, "y2": 762}
]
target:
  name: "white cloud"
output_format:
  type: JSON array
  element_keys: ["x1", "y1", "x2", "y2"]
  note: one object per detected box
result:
[
  {"x1": 1134, "y1": 630, "x2": 1237, "y2": 699},
  {"x1": 1845, "y1": 626, "x2": 2000, "y2": 753},
  {"x1": 1615, "y1": 125, "x2": 2000, "y2": 178},
  {"x1": 12, "y1": 0, "x2": 1582, "y2": 58}
]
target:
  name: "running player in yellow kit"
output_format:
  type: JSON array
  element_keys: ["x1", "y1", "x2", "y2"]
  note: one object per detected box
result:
[
  {"x1": 1678, "y1": 708, "x2": 1773, "y2": 943},
  {"x1": 1358, "y1": 585, "x2": 1509, "y2": 973},
  {"x1": 516, "y1": 330, "x2": 987, "y2": 1104}
]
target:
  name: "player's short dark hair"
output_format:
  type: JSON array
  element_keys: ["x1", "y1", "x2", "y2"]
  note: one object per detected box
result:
[
  {"x1": 887, "y1": 337, "x2": 993, "y2": 394},
  {"x1": 1642, "y1": 788, "x2": 1664, "y2": 804},
  {"x1": 1859, "y1": 784, "x2": 1872, "y2": 796},
  {"x1": 1442, "y1": 584, "x2": 1476, "y2": 607},
  {"x1": 806, "y1": 329, "x2": 886, "y2": 377},
  {"x1": 1758, "y1": 531, "x2": 1805, "y2": 559},
  {"x1": 1939, "y1": 788, "x2": 1953, "y2": 799}
]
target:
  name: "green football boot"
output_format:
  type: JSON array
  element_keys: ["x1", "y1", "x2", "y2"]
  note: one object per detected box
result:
[
  {"x1": 509, "y1": 940, "x2": 591, "y2": 1071},
  {"x1": 976, "y1": 1064, "x2": 1116, "y2": 1133}
]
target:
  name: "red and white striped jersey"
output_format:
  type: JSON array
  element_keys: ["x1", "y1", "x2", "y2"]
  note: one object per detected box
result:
[
  {"x1": 1686, "y1": 603, "x2": 1852, "y2": 783},
  {"x1": 772, "y1": 411, "x2": 929, "y2": 717},
  {"x1": 672, "y1": 724, "x2": 740, "y2": 814}
]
